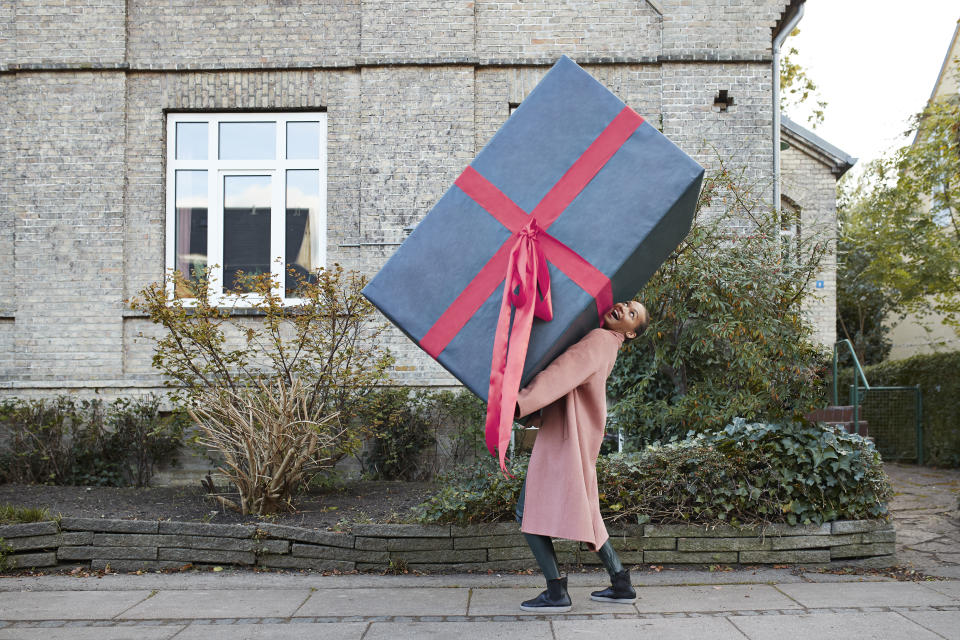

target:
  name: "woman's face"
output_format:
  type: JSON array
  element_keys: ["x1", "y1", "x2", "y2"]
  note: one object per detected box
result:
[{"x1": 602, "y1": 301, "x2": 648, "y2": 339}]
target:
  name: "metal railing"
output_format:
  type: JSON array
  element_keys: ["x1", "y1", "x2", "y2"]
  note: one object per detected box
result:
[
  {"x1": 833, "y1": 339, "x2": 924, "y2": 464},
  {"x1": 832, "y1": 339, "x2": 870, "y2": 436}
]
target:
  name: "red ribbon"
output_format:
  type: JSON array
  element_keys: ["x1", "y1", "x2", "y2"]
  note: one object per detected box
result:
[{"x1": 419, "y1": 106, "x2": 644, "y2": 473}]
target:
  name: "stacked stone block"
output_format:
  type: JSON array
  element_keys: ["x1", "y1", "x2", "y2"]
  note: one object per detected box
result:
[{"x1": 0, "y1": 518, "x2": 895, "y2": 573}]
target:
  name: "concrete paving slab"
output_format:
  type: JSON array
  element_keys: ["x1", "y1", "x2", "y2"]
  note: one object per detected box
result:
[
  {"x1": 0, "y1": 628, "x2": 182, "y2": 640},
  {"x1": 919, "y1": 580, "x2": 960, "y2": 600},
  {"x1": 467, "y1": 586, "x2": 641, "y2": 616},
  {"x1": 0, "y1": 566, "x2": 805, "y2": 592},
  {"x1": 296, "y1": 587, "x2": 468, "y2": 617},
  {"x1": 632, "y1": 584, "x2": 799, "y2": 613},
  {"x1": 366, "y1": 621, "x2": 553, "y2": 640},
  {"x1": 728, "y1": 612, "x2": 944, "y2": 639},
  {"x1": 553, "y1": 618, "x2": 747, "y2": 639},
  {"x1": 898, "y1": 610, "x2": 960, "y2": 639},
  {"x1": 0, "y1": 590, "x2": 153, "y2": 620},
  {"x1": 776, "y1": 581, "x2": 956, "y2": 608},
  {"x1": 173, "y1": 622, "x2": 368, "y2": 639},
  {"x1": 118, "y1": 589, "x2": 310, "y2": 619}
]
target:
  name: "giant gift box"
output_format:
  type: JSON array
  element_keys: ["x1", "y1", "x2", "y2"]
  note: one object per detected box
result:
[{"x1": 363, "y1": 56, "x2": 704, "y2": 469}]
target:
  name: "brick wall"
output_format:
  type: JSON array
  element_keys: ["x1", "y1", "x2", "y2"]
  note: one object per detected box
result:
[
  {"x1": 10, "y1": 0, "x2": 126, "y2": 66},
  {"x1": 362, "y1": 1, "x2": 476, "y2": 62},
  {"x1": 0, "y1": 0, "x2": 820, "y2": 398},
  {"x1": 660, "y1": 0, "x2": 783, "y2": 58},
  {"x1": 476, "y1": 0, "x2": 661, "y2": 61},
  {"x1": 9, "y1": 73, "x2": 126, "y2": 383},
  {"x1": 127, "y1": 0, "x2": 360, "y2": 69},
  {"x1": 780, "y1": 140, "x2": 839, "y2": 349}
]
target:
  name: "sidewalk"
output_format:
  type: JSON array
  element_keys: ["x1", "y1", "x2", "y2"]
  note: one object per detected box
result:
[{"x1": 0, "y1": 569, "x2": 957, "y2": 639}]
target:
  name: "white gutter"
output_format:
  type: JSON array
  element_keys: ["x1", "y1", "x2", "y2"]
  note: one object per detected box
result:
[{"x1": 772, "y1": 4, "x2": 804, "y2": 214}]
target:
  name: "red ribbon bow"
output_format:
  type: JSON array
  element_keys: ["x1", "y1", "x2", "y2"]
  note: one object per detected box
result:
[
  {"x1": 419, "y1": 106, "x2": 644, "y2": 475},
  {"x1": 485, "y1": 218, "x2": 554, "y2": 471}
]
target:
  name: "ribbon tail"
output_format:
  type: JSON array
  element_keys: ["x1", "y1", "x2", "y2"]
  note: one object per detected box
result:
[
  {"x1": 485, "y1": 238, "x2": 526, "y2": 460},
  {"x1": 495, "y1": 299, "x2": 536, "y2": 476},
  {"x1": 484, "y1": 234, "x2": 546, "y2": 477}
]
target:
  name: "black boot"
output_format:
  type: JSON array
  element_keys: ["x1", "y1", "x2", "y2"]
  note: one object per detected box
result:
[
  {"x1": 590, "y1": 569, "x2": 636, "y2": 603},
  {"x1": 520, "y1": 576, "x2": 572, "y2": 613}
]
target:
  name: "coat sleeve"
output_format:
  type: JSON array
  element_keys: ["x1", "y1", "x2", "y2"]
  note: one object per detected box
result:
[{"x1": 515, "y1": 330, "x2": 608, "y2": 418}]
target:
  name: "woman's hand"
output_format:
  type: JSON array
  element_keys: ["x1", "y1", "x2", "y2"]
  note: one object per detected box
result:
[{"x1": 516, "y1": 409, "x2": 542, "y2": 428}]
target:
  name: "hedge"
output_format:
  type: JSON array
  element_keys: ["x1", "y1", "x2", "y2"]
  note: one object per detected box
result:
[
  {"x1": 857, "y1": 351, "x2": 960, "y2": 467},
  {"x1": 415, "y1": 419, "x2": 892, "y2": 527}
]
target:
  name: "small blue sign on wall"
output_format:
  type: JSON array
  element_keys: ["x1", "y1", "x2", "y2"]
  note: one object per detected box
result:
[{"x1": 816, "y1": 280, "x2": 825, "y2": 289}]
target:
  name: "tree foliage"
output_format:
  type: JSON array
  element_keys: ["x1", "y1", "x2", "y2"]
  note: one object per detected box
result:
[
  {"x1": 840, "y1": 94, "x2": 960, "y2": 333},
  {"x1": 780, "y1": 29, "x2": 828, "y2": 128},
  {"x1": 608, "y1": 160, "x2": 829, "y2": 445},
  {"x1": 835, "y1": 204, "x2": 894, "y2": 367}
]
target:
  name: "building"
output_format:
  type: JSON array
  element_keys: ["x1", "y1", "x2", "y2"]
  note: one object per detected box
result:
[
  {"x1": 885, "y1": 20, "x2": 960, "y2": 360},
  {"x1": 780, "y1": 115, "x2": 856, "y2": 349},
  {"x1": 0, "y1": 0, "x2": 825, "y2": 399}
]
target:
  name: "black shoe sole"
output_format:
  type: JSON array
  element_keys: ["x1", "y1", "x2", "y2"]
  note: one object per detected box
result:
[
  {"x1": 519, "y1": 603, "x2": 572, "y2": 612},
  {"x1": 590, "y1": 595, "x2": 636, "y2": 603}
]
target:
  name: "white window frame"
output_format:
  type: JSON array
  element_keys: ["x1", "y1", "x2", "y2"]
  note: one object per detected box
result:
[{"x1": 165, "y1": 112, "x2": 327, "y2": 305}]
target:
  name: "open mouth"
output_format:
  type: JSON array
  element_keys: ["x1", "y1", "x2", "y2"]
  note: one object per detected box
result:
[{"x1": 610, "y1": 307, "x2": 621, "y2": 321}]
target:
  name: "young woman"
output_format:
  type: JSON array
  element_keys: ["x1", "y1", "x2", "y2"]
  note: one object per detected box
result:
[{"x1": 514, "y1": 300, "x2": 649, "y2": 613}]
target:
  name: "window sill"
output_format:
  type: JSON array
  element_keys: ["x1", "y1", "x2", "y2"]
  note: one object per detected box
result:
[{"x1": 122, "y1": 307, "x2": 270, "y2": 318}]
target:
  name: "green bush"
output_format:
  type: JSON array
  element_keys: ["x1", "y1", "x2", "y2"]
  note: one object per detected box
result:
[
  {"x1": 412, "y1": 455, "x2": 528, "y2": 525},
  {"x1": 855, "y1": 351, "x2": 960, "y2": 467},
  {"x1": 0, "y1": 395, "x2": 186, "y2": 487},
  {"x1": 415, "y1": 420, "x2": 892, "y2": 527},
  {"x1": 357, "y1": 388, "x2": 486, "y2": 480},
  {"x1": 609, "y1": 163, "x2": 829, "y2": 445}
]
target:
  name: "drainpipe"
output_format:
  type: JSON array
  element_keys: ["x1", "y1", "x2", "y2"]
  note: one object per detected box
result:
[{"x1": 772, "y1": 3, "x2": 804, "y2": 214}]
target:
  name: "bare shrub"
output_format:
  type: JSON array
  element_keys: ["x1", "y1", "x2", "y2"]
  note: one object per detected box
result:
[
  {"x1": 130, "y1": 265, "x2": 393, "y2": 513},
  {"x1": 190, "y1": 378, "x2": 346, "y2": 515}
]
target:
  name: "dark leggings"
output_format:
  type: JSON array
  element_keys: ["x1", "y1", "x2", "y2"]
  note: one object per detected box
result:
[{"x1": 515, "y1": 479, "x2": 624, "y2": 581}]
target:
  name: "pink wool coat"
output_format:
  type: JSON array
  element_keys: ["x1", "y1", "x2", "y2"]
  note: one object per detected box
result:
[{"x1": 515, "y1": 327, "x2": 624, "y2": 551}]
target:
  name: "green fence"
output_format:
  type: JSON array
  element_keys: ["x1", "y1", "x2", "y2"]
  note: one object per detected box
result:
[{"x1": 852, "y1": 384, "x2": 924, "y2": 464}]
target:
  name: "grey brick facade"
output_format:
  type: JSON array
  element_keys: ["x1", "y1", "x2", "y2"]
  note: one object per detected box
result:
[
  {"x1": 780, "y1": 115, "x2": 856, "y2": 349},
  {"x1": 1, "y1": 0, "x2": 830, "y2": 398}
]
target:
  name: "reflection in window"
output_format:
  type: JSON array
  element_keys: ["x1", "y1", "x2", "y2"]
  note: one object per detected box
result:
[
  {"x1": 286, "y1": 121, "x2": 321, "y2": 160},
  {"x1": 223, "y1": 175, "x2": 271, "y2": 293},
  {"x1": 285, "y1": 170, "x2": 321, "y2": 295},
  {"x1": 219, "y1": 122, "x2": 276, "y2": 160},
  {"x1": 176, "y1": 122, "x2": 208, "y2": 160},
  {"x1": 175, "y1": 170, "x2": 208, "y2": 296}
]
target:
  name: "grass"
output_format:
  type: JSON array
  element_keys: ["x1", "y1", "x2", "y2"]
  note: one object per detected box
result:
[{"x1": 0, "y1": 503, "x2": 52, "y2": 525}]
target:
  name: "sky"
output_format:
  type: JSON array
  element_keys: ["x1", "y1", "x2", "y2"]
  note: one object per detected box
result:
[{"x1": 784, "y1": 1, "x2": 959, "y2": 182}]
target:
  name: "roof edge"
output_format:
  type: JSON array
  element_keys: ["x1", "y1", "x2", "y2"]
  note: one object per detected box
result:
[{"x1": 781, "y1": 114, "x2": 857, "y2": 177}]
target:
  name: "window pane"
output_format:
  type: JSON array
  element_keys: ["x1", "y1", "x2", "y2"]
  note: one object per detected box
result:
[
  {"x1": 175, "y1": 122, "x2": 208, "y2": 160},
  {"x1": 285, "y1": 170, "x2": 321, "y2": 295},
  {"x1": 219, "y1": 122, "x2": 276, "y2": 160},
  {"x1": 223, "y1": 175, "x2": 271, "y2": 293},
  {"x1": 286, "y1": 121, "x2": 321, "y2": 160},
  {"x1": 174, "y1": 170, "x2": 208, "y2": 296}
]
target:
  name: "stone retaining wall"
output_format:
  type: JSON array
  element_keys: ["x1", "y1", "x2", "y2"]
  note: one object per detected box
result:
[{"x1": 0, "y1": 519, "x2": 896, "y2": 573}]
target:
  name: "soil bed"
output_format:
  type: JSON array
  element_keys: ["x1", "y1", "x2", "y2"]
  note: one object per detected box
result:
[{"x1": 0, "y1": 481, "x2": 435, "y2": 530}]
